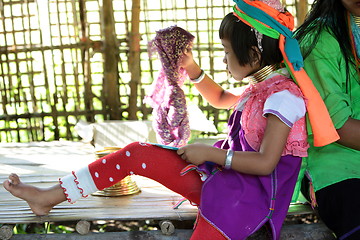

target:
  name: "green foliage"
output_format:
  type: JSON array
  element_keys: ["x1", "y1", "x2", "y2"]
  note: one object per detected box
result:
[{"x1": 13, "y1": 223, "x2": 75, "y2": 234}]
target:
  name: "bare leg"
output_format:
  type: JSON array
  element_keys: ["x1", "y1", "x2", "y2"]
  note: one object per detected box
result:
[{"x1": 3, "y1": 173, "x2": 66, "y2": 216}]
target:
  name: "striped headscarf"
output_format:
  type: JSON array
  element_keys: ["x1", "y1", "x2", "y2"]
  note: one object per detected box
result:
[{"x1": 233, "y1": 0, "x2": 339, "y2": 147}]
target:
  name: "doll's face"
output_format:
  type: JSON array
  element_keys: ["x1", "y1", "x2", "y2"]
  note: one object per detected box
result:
[
  {"x1": 342, "y1": 0, "x2": 360, "y2": 16},
  {"x1": 221, "y1": 38, "x2": 261, "y2": 82}
]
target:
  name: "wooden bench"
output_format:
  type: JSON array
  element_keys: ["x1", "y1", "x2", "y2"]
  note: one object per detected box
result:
[{"x1": 0, "y1": 138, "x2": 335, "y2": 239}]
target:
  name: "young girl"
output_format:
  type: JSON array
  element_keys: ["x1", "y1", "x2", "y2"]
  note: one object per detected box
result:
[
  {"x1": 3, "y1": 0, "x2": 337, "y2": 239},
  {"x1": 295, "y1": 0, "x2": 360, "y2": 239}
]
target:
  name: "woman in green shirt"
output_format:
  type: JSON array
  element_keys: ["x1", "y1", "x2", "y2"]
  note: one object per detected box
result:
[{"x1": 295, "y1": 0, "x2": 360, "y2": 239}]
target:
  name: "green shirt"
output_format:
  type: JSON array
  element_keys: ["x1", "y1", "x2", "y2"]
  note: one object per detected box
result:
[{"x1": 300, "y1": 29, "x2": 360, "y2": 191}]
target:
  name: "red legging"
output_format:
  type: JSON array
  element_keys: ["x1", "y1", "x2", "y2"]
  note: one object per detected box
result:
[{"x1": 87, "y1": 142, "x2": 225, "y2": 239}]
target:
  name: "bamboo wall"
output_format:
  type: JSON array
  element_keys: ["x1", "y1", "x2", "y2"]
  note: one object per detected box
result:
[{"x1": 0, "y1": 0, "x2": 310, "y2": 142}]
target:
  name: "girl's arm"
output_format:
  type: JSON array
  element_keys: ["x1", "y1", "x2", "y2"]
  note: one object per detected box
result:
[
  {"x1": 180, "y1": 49, "x2": 242, "y2": 109},
  {"x1": 177, "y1": 114, "x2": 290, "y2": 175},
  {"x1": 337, "y1": 118, "x2": 360, "y2": 151}
]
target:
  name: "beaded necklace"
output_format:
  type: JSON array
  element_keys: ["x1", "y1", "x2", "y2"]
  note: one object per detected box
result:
[
  {"x1": 347, "y1": 13, "x2": 360, "y2": 79},
  {"x1": 350, "y1": 15, "x2": 360, "y2": 60},
  {"x1": 354, "y1": 15, "x2": 360, "y2": 28}
]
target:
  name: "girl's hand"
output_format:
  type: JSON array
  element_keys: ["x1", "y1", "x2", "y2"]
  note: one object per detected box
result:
[
  {"x1": 179, "y1": 48, "x2": 194, "y2": 69},
  {"x1": 177, "y1": 143, "x2": 218, "y2": 166},
  {"x1": 180, "y1": 48, "x2": 200, "y2": 75}
]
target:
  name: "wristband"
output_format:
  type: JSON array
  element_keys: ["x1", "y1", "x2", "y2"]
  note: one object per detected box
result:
[
  {"x1": 224, "y1": 149, "x2": 234, "y2": 170},
  {"x1": 190, "y1": 69, "x2": 205, "y2": 83}
]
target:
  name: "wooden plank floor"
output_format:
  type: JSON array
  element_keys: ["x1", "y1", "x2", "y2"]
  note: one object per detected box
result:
[
  {"x1": 0, "y1": 141, "x2": 335, "y2": 240},
  {"x1": 0, "y1": 141, "x2": 313, "y2": 225},
  {"x1": 0, "y1": 141, "x2": 197, "y2": 224}
]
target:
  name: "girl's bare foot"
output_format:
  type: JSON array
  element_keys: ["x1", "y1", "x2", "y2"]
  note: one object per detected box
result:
[{"x1": 3, "y1": 173, "x2": 66, "y2": 216}]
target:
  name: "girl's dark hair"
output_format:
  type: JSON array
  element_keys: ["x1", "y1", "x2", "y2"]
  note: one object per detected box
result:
[
  {"x1": 219, "y1": 12, "x2": 283, "y2": 67},
  {"x1": 294, "y1": 0, "x2": 354, "y2": 79}
]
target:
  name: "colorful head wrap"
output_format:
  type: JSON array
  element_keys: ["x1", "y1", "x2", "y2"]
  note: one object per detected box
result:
[
  {"x1": 233, "y1": 0, "x2": 339, "y2": 147},
  {"x1": 144, "y1": 26, "x2": 193, "y2": 147}
]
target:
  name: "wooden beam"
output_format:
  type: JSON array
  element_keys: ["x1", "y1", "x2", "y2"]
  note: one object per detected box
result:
[
  {"x1": 79, "y1": 0, "x2": 94, "y2": 123},
  {"x1": 102, "y1": 0, "x2": 121, "y2": 120},
  {"x1": 128, "y1": 0, "x2": 141, "y2": 120},
  {"x1": 5, "y1": 223, "x2": 335, "y2": 240},
  {"x1": 296, "y1": 0, "x2": 309, "y2": 26}
]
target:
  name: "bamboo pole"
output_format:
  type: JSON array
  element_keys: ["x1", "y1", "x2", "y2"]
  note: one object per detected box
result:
[
  {"x1": 128, "y1": 0, "x2": 141, "y2": 120},
  {"x1": 79, "y1": 0, "x2": 95, "y2": 122},
  {"x1": 102, "y1": 0, "x2": 121, "y2": 120},
  {"x1": 296, "y1": 0, "x2": 309, "y2": 26}
]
